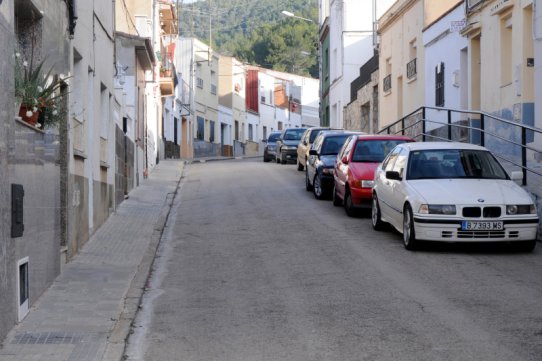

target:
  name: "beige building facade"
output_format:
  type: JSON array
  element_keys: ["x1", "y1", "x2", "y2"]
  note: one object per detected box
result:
[
  {"x1": 218, "y1": 55, "x2": 246, "y2": 151},
  {"x1": 378, "y1": 0, "x2": 461, "y2": 129},
  {"x1": 178, "y1": 38, "x2": 221, "y2": 157},
  {"x1": 461, "y1": 0, "x2": 535, "y2": 118}
]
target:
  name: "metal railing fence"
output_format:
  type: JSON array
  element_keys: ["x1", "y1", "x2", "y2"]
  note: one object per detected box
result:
[{"x1": 378, "y1": 106, "x2": 542, "y2": 195}]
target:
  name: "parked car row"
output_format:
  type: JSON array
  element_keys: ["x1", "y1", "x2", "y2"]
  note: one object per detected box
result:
[
  {"x1": 269, "y1": 127, "x2": 539, "y2": 252},
  {"x1": 305, "y1": 130, "x2": 365, "y2": 199}
]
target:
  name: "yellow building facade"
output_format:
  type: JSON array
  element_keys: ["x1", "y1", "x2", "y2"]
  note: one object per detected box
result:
[
  {"x1": 378, "y1": 0, "x2": 462, "y2": 129},
  {"x1": 461, "y1": 0, "x2": 534, "y2": 118}
]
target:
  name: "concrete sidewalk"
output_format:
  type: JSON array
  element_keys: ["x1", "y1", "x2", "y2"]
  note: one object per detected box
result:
[{"x1": 0, "y1": 159, "x2": 184, "y2": 361}]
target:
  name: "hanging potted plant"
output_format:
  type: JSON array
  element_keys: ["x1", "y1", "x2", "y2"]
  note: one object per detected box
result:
[{"x1": 14, "y1": 51, "x2": 68, "y2": 129}]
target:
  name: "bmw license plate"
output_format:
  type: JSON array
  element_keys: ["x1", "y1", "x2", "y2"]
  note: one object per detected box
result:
[{"x1": 461, "y1": 221, "x2": 503, "y2": 231}]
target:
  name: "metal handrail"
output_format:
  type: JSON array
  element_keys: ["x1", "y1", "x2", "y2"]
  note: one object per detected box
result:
[{"x1": 378, "y1": 106, "x2": 542, "y2": 187}]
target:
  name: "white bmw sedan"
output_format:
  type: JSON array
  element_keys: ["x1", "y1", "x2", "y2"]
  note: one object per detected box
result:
[{"x1": 371, "y1": 141, "x2": 539, "y2": 251}]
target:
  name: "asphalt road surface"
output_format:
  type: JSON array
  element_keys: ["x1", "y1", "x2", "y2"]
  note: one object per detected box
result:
[{"x1": 125, "y1": 158, "x2": 542, "y2": 361}]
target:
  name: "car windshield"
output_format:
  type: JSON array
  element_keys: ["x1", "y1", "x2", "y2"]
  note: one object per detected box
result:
[
  {"x1": 352, "y1": 139, "x2": 408, "y2": 163},
  {"x1": 321, "y1": 135, "x2": 351, "y2": 155},
  {"x1": 268, "y1": 133, "x2": 281, "y2": 142},
  {"x1": 283, "y1": 129, "x2": 305, "y2": 141},
  {"x1": 407, "y1": 149, "x2": 509, "y2": 180}
]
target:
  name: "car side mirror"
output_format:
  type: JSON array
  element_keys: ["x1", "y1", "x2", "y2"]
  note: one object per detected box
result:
[
  {"x1": 341, "y1": 156, "x2": 348, "y2": 164},
  {"x1": 510, "y1": 171, "x2": 523, "y2": 184},
  {"x1": 386, "y1": 170, "x2": 401, "y2": 181},
  {"x1": 262, "y1": 139, "x2": 267, "y2": 143},
  {"x1": 309, "y1": 149, "x2": 318, "y2": 156}
]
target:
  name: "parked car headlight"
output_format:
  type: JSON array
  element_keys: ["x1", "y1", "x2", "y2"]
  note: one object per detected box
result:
[
  {"x1": 267, "y1": 145, "x2": 276, "y2": 151},
  {"x1": 506, "y1": 204, "x2": 537, "y2": 215},
  {"x1": 419, "y1": 204, "x2": 456, "y2": 215}
]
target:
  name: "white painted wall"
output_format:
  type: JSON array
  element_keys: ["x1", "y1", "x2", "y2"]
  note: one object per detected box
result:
[
  {"x1": 423, "y1": 3, "x2": 467, "y2": 130},
  {"x1": 259, "y1": 103, "x2": 275, "y2": 141},
  {"x1": 326, "y1": 0, "x2": 396, "y2": 129},
  {"x1": 289, "y1": 111, "x2": 302, "y2": 128},
  {"x1": 246, "y1": 112, "x2": 260, "y2": 142},
  {"x1": 258, "y1": 68, "x2": 320, "y2": 129},
  {"x1": 163, "y1": 96, "x2": 183, "y2": 145},
  {"x1": 218, "y1": 105, "x2": 233, "y2": 146},
  {"x1": 296, "y1": 77, "x2": 320, "y2": 127}
]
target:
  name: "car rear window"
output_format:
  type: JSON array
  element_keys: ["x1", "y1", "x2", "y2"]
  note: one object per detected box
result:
[
  {"x1": 309, "y1": 129, "x2": 324, "y2": 143},
  {"x1": 321, "y1": 135, "x2": 351, "y2": 155},
  {"x1": 352, "y1": 139, "x2": 409, "y2": 163},
  {"x1": 284, "y1": 129, "x2": 305, "y2": 140}
]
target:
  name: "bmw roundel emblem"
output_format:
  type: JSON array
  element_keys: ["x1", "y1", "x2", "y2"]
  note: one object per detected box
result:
[{"x1": 478, "y1": 198, "x2": 485, "y2": 203}]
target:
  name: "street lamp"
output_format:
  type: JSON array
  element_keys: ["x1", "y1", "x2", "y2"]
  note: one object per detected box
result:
[{"x1": 281, "y1": 10, "x2": 313, "y2": 23}]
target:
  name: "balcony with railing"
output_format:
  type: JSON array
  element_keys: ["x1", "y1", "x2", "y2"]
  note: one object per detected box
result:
[{"x1": 158, "y1": 31, "x2": 176, "y2": 96}]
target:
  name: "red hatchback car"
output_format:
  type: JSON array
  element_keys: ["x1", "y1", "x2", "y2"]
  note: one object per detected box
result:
[{"x1": 333, "y1": 134, "x2": 415, "y2": 216}]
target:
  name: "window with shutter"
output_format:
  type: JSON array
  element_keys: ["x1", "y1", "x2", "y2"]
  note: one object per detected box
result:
[{"x1": 435, "y1": 62, "x2": 445, "y2": 107}]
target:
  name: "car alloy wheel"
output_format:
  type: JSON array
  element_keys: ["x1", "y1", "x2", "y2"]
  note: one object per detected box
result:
[
  {"x1": 403, "y1": 205, "x2": 418, "y2": 250},
  {"x1": 371, "y1": 194, "x2": 385, "y2": 230},
  {"x1": 313, "y1": 174, "x2": 324, "y2": 200}
]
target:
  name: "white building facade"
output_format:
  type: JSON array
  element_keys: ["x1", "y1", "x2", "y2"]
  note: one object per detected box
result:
[
  {"x1": 422, "y1": 2, "x2": 468, "y2": 134},
  {"x1": 321, "y1": 0, "x2": 395, "y2": 129}
]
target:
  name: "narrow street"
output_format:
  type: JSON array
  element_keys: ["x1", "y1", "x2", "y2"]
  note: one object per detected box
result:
[{"x1": 127, "y1": 158, "x2": 542, "y2": 361}]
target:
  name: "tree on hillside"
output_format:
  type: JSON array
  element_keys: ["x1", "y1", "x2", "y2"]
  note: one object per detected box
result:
[{"x1": 179, "y1": 0, "x2": 319, "y2": 78}]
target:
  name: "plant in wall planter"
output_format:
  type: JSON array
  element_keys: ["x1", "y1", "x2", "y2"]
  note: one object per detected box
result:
[{"x1": 14, "y1": 51, "x2": 68, "y2": 129}]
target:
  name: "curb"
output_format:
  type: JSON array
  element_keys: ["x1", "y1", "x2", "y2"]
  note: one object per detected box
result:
[
  {"x1": 102, "y1": 164, "x2": 184, "y2": 361},
  {"x1": 184, "y1": 155, "x2": 262, "y2": 164}
]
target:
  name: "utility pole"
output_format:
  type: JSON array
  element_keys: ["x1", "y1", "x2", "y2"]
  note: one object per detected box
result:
[{"x1": 208, "y1": 0, "x2": 212, "y2": 63}]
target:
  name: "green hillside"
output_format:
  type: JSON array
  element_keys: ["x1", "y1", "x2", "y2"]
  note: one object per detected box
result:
[{"x1": 179, "y1": 0, "x2": 319, "y2": 78}]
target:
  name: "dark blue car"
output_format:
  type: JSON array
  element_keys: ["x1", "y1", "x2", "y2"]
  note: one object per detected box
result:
[{"x1": 305, "y1": 131, "x2": 364, "y2": 199}]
